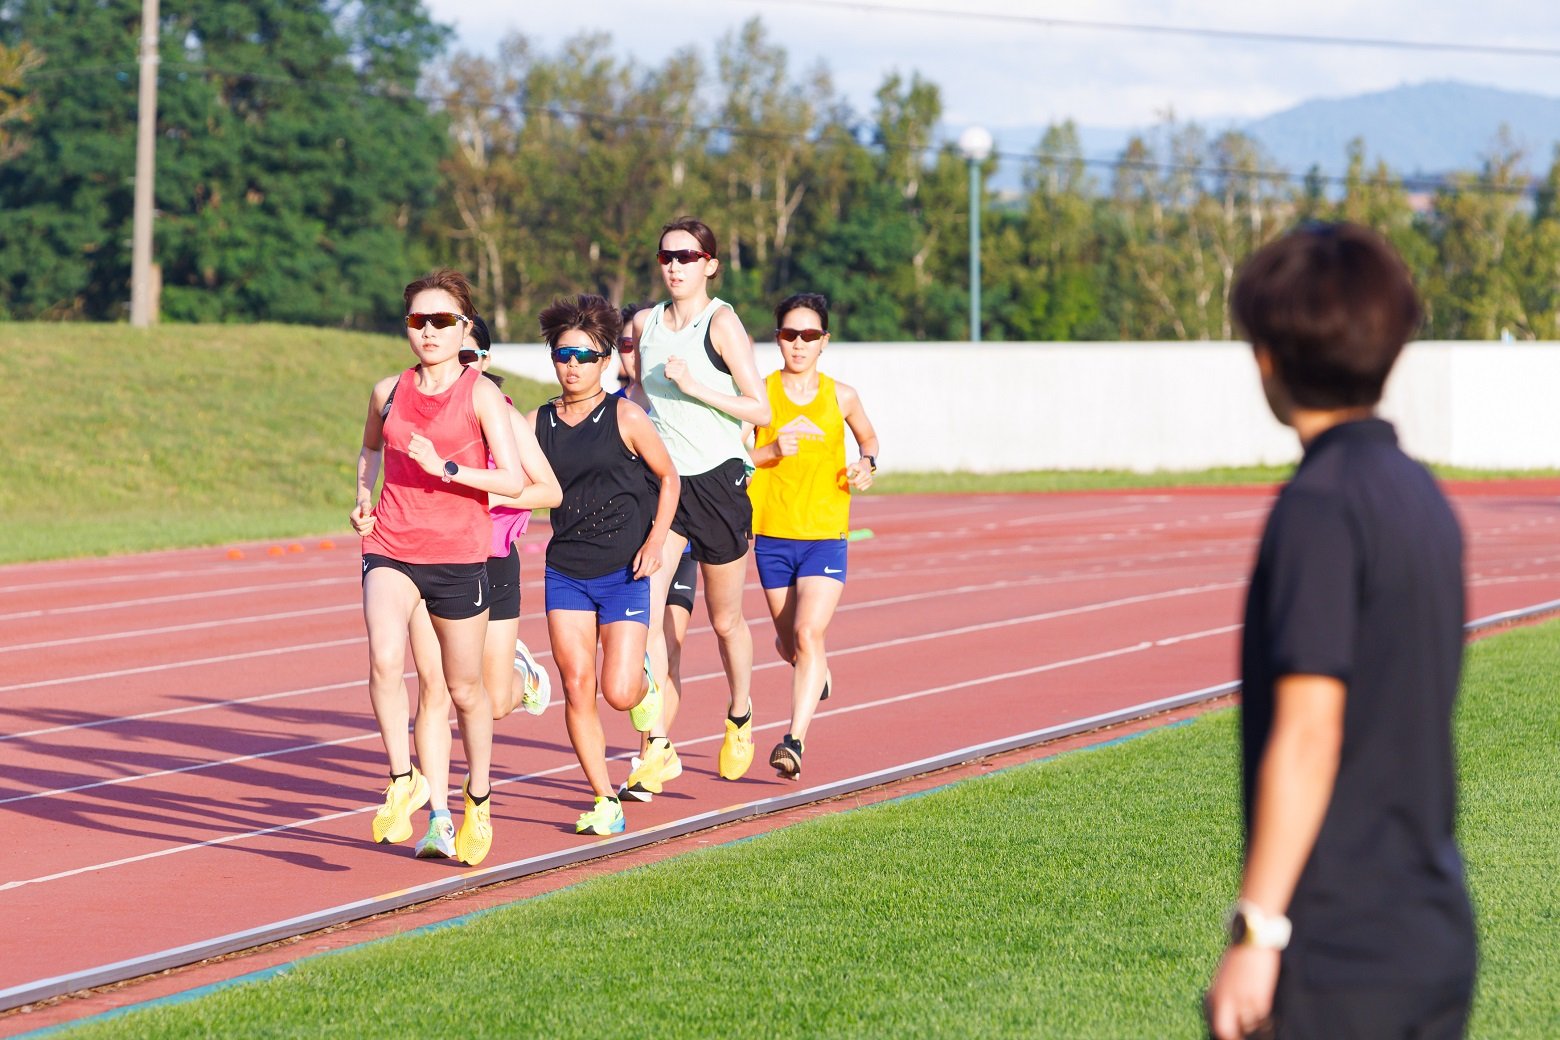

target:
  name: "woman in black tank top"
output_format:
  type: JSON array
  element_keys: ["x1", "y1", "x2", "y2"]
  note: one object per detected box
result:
[{"x1": 526, "y1": 294, "x2": 680, "y2": 836}]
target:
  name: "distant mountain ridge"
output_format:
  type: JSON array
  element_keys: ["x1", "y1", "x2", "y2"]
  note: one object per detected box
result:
[{"x1": 987, "y1": 81, "x2": 1560, "y2": 189}]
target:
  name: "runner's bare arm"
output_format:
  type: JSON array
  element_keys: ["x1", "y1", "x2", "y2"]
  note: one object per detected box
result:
[
  {"x1": 352, "y1": 376, "x2": 398, "y2": 531},
  {"x1": 489, "y1": 407, "x2": 562, "y2": 511},
  {"x1": 620, "y1": 400, "x2": 681, "y2": 579},
  {"x1": 404, "y1": 378, "x2": 525, "y2": 496},
  {"x1": 663, "y1": 308, "x2": 771, "y2": 428},
  {"x1": 837, "y1": 380, "x2": 880, "y2": 490}
]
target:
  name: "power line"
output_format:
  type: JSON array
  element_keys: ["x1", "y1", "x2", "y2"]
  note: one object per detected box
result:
[
  {"x1": 32, "y1": 60, "x2": 1547, "y2": 197},
  {"x1": 755, "y1": 0, "x2": 1560, "y2": 59}
]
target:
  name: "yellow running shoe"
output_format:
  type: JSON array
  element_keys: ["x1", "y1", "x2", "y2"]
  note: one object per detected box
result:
[
  {"x1": 575, "y1": 796, "x2": 626, "y2": 836},
  {"x1": 629, "y1": 652, "x2": 662, "y2": 732},
  {"x1": 371, "y1": 767, "x2": 429, "y2": 844},
  {"x1": 623, "y1": 738, "x2": 682, "y2": 796},
  {"x1": 455, "y1": 778, "x2": 492, "y2": 866},
  {"x1": 718, "y1": 715, "x2": 754, "y2": 780}
]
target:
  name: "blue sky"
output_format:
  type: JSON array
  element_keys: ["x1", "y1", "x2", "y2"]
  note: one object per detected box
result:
[{"x1": 424, "y1": 0, "x2": 1560, "y2": 133}]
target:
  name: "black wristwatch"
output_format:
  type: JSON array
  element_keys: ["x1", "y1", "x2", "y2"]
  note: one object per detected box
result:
[
  {"x1": 862, "y1": 455, "x2": 877, "y2": 473},
  {"x1": 442, "y1": 460, "x2": 459, "y2": 484}
]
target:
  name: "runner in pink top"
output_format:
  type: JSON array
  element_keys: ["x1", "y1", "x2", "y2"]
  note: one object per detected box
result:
[{"x1": 350, "y1": 269, "x2": 527, "y2": 868}]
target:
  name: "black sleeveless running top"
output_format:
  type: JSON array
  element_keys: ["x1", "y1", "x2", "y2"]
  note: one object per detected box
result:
[{"x1": 536, "y1": 396, "x2": 654, "y2": 579}]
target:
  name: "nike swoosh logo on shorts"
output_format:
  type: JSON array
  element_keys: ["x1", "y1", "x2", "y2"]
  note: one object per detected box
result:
[
  {"x1": 626, "y1": 608, "x2": 645, "y2": 616},
  {"x1": 734, "y1": 475, "x2": 745, "y2": 486},
  {"x1": 673, "y1": 582, "x2": 691, "y2": 590},
  {"x1": 475, "y1": 585, "x2": 484, "y2": 607},
  {"x1": 824, "y1": 567, "x2": 842, "y2": 574}
]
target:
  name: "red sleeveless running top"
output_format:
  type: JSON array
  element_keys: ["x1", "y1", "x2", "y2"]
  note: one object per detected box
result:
[{"x1": 362, "y1": 365, "x2": 490, "y2": 564}]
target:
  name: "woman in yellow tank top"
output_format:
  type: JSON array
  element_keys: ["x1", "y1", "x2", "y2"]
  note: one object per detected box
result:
[{"x1": 747, "y1": 292, "x2": 880, "y2": 780}]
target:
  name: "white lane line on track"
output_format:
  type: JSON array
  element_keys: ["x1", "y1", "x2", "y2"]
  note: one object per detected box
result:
[
  {"x1": 1, "y1": 677, "x2": 371, "y2": 740},
  {"x1": 4, "y1": 576, "x2": 1238, "y2": 735},
  {"x1": 0, "y1": 734, "x2": 373, "y2": 805},
  {"x1": 1003, "y1": 504, "x2": 1147, "y2": 526},
  {"x1": 7, "y1": 622, "x2": 1254, "y2": 806},
  {"x1": 0, "y1": 577, "x2": 351, "y2": 623},
  {"x1": 0, "y1": 604, "x2": 358, "y2": 654},
  {"x1": 0, "y1": 638, "x2": 362, "y2": 694},
  {"x1": 0, "y1": 623, "x2": 1234, "y2": 892},
  {"x1": 0, "y1": 559, "x2": 347, "y2": 595},
  {"x1": 3, "y1": 582, "x2": 1243, "y2": 798}
]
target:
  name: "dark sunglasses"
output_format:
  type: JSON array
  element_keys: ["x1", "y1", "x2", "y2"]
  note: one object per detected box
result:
[
  {"x1": 776, "y1": 327, "x2": 826, "y2": 343},
  {"x1": 406, "y1": 312, "x2": 469, "y2": 330},
  {"x1": 656, "y1": 248, "x2": 712, "y2": 266},
  {"x1": 551, "y1": 346, "x2": 610, "y2": 364},
  {"x1": 458, "y1": 348, "x2": 490, "y2": 364},
  {"x1": 618, "y1": 336, "x2": 637, "y2": 354}
]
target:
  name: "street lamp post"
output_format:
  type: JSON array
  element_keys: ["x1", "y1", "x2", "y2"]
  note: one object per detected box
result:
[{"x1": 958, "y1": 126, "x2": 993, "y2": 343}]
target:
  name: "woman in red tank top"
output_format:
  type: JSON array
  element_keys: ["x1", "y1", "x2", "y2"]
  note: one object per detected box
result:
[{"x1": 349, "y1": 269, "x2": 526, "y2": 867}]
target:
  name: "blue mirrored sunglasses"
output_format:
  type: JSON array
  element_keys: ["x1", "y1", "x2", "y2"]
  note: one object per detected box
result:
[{"x1": 551, "y1": 346, "x2": 610, "y2": 364}]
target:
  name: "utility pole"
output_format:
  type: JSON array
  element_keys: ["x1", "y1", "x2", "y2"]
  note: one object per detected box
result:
[{"x1": 129, "y1": 0, "x2": 159, "y2": 326}]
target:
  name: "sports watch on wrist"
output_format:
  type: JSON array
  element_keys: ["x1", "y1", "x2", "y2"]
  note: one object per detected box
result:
[
  {"x1": 1226, "y1": 899, "x2": 1291, "y2": 951},
  {"x1": 442, "y1": 460, "x2": 459, "y2": 484},
  {"x1": 862, "y1": 454, "x2": 877, "y2": 473}
]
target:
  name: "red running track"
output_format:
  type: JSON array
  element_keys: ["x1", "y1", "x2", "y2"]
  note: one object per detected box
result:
[{"x1": 3, "y1": 486, "x2": 1559, "y2": 1008}]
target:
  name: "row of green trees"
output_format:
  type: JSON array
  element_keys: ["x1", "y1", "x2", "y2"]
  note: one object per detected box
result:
[{"x1": 3, "y1": 6, "x2": 1558, "y2": 340}]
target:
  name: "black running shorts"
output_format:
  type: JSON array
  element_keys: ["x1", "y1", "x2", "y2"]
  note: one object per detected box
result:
[
  {"x1": 672, "y1": 457, "x2": 753, "y2": 566},
  {"x1": 485, "y1": 542, "x2": 521, "y2": 622},
  {"x1": 362, "y1": 554, "x2": 490, "y2": 621},
  {"x1": 666, "y1": 551, "x2": 698, "y2": 612}
]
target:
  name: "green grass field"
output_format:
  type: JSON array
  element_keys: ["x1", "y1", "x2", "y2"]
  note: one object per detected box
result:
[
  {"x1": 46, "y1": 621, "x2": 1560, "y2": 1039},
  {"x1": 0, "y1": 323, "x2": 556, "y2": 565},
  {"x1": 7, "y1": 323, "x2": 1555, "y2": 564}
]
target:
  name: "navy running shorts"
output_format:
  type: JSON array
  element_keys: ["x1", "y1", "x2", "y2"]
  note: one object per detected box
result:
[
  {"x1": 754, "y1": 535, "x2": 847, "y2": 589},
  {"x1": 545, "y1": 564, "x2": 651, "y2": 625}
]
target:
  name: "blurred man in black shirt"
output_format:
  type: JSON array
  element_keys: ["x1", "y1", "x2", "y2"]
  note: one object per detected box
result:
[{"x1": 1206, "y1": 223, "x2": 1476, "y2": 1040}]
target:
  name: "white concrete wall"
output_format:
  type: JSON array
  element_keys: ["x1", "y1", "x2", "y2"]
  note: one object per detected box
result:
[{"x1": 488, "y1": 341, "x2": 1560, "y2": 473}]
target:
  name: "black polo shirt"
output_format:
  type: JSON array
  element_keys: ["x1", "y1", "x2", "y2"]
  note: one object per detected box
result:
[{"x1": 1241, "y1": 418, "x2": 1476, "y2": 988}]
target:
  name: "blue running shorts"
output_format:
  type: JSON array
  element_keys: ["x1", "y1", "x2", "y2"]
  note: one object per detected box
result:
[
  {"x1": 544, "y1": 564, "x2": 651, "y2": 625},
  {"x1": 754, "y1": 535, "x2": 848, "y2": 589}
]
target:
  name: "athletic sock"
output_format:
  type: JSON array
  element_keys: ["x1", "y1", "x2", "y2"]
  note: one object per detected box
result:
[
  {"x1": 391, "y1": 768, "x2": 413, "y2": 783},
  {"x1": 469, "y1": 789, "x2": 490, "y2": 805},
  {"x1": 728, "y1": 710, "x2": 751, "y2": 728},
  {"x1": 430, "y1": 808, "x2": 451, "y2": 822}
]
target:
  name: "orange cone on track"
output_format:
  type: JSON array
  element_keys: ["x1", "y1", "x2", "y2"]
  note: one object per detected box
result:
[
  {"x1": 267, "y1": 546, "x2": 285, "y2": 557},
  {"x1": 226, "y1": 548, "x2": 245, "y2": 560}
]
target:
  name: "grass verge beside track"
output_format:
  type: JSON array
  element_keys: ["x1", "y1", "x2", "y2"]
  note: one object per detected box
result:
[
  {"x1": 0, "y1": 323, "x2": 554, "y2": 564},
  {"x1": 46, "y1": 621, "x2": 1560, "y2": 1039}
]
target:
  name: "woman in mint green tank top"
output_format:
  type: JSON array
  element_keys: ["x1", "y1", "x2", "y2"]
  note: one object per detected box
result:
[{"x1": 616, "y1": 218, "x2": 773, "y2": 800}]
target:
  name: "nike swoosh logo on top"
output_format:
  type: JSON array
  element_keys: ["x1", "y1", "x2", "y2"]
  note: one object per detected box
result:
[
  {"x1": 824, "y1": 567, "x2": 842, "y2": 574},
  {"x1": 592, "y1": 409, "x2": 604, "y2": 423},
  {"x1": 734, "y1": 475, "x2": 745, "y2": 486},
  {"x1": 673, "y1": 582, "x2": 691, "y2": 590},
  {"x1": 626, "y1": 608, "x2": 645, "y2": 616}
]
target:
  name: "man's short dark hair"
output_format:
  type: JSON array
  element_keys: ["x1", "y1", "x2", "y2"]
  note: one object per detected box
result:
[{"x1": 1231, "y1": 222, "x2": 1422, "y2": 409}]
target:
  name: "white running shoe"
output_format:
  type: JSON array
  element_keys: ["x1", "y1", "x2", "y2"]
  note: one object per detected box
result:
[{"x1": 516, "y1": 638, "x2": 552, "y2": 716}]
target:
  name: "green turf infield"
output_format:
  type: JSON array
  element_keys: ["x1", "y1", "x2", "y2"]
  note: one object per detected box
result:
[{"x1": 44, "y1": 621, "x2": 1560, "y2": 1038}]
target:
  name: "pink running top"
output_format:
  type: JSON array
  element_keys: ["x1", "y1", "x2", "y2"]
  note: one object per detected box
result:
[
  {"x1": 363, "y1": 366, "x2": 490, "y2": 565},
  {"x1": 489, "y1": 395, "x2": 531, "y2": 556}
]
